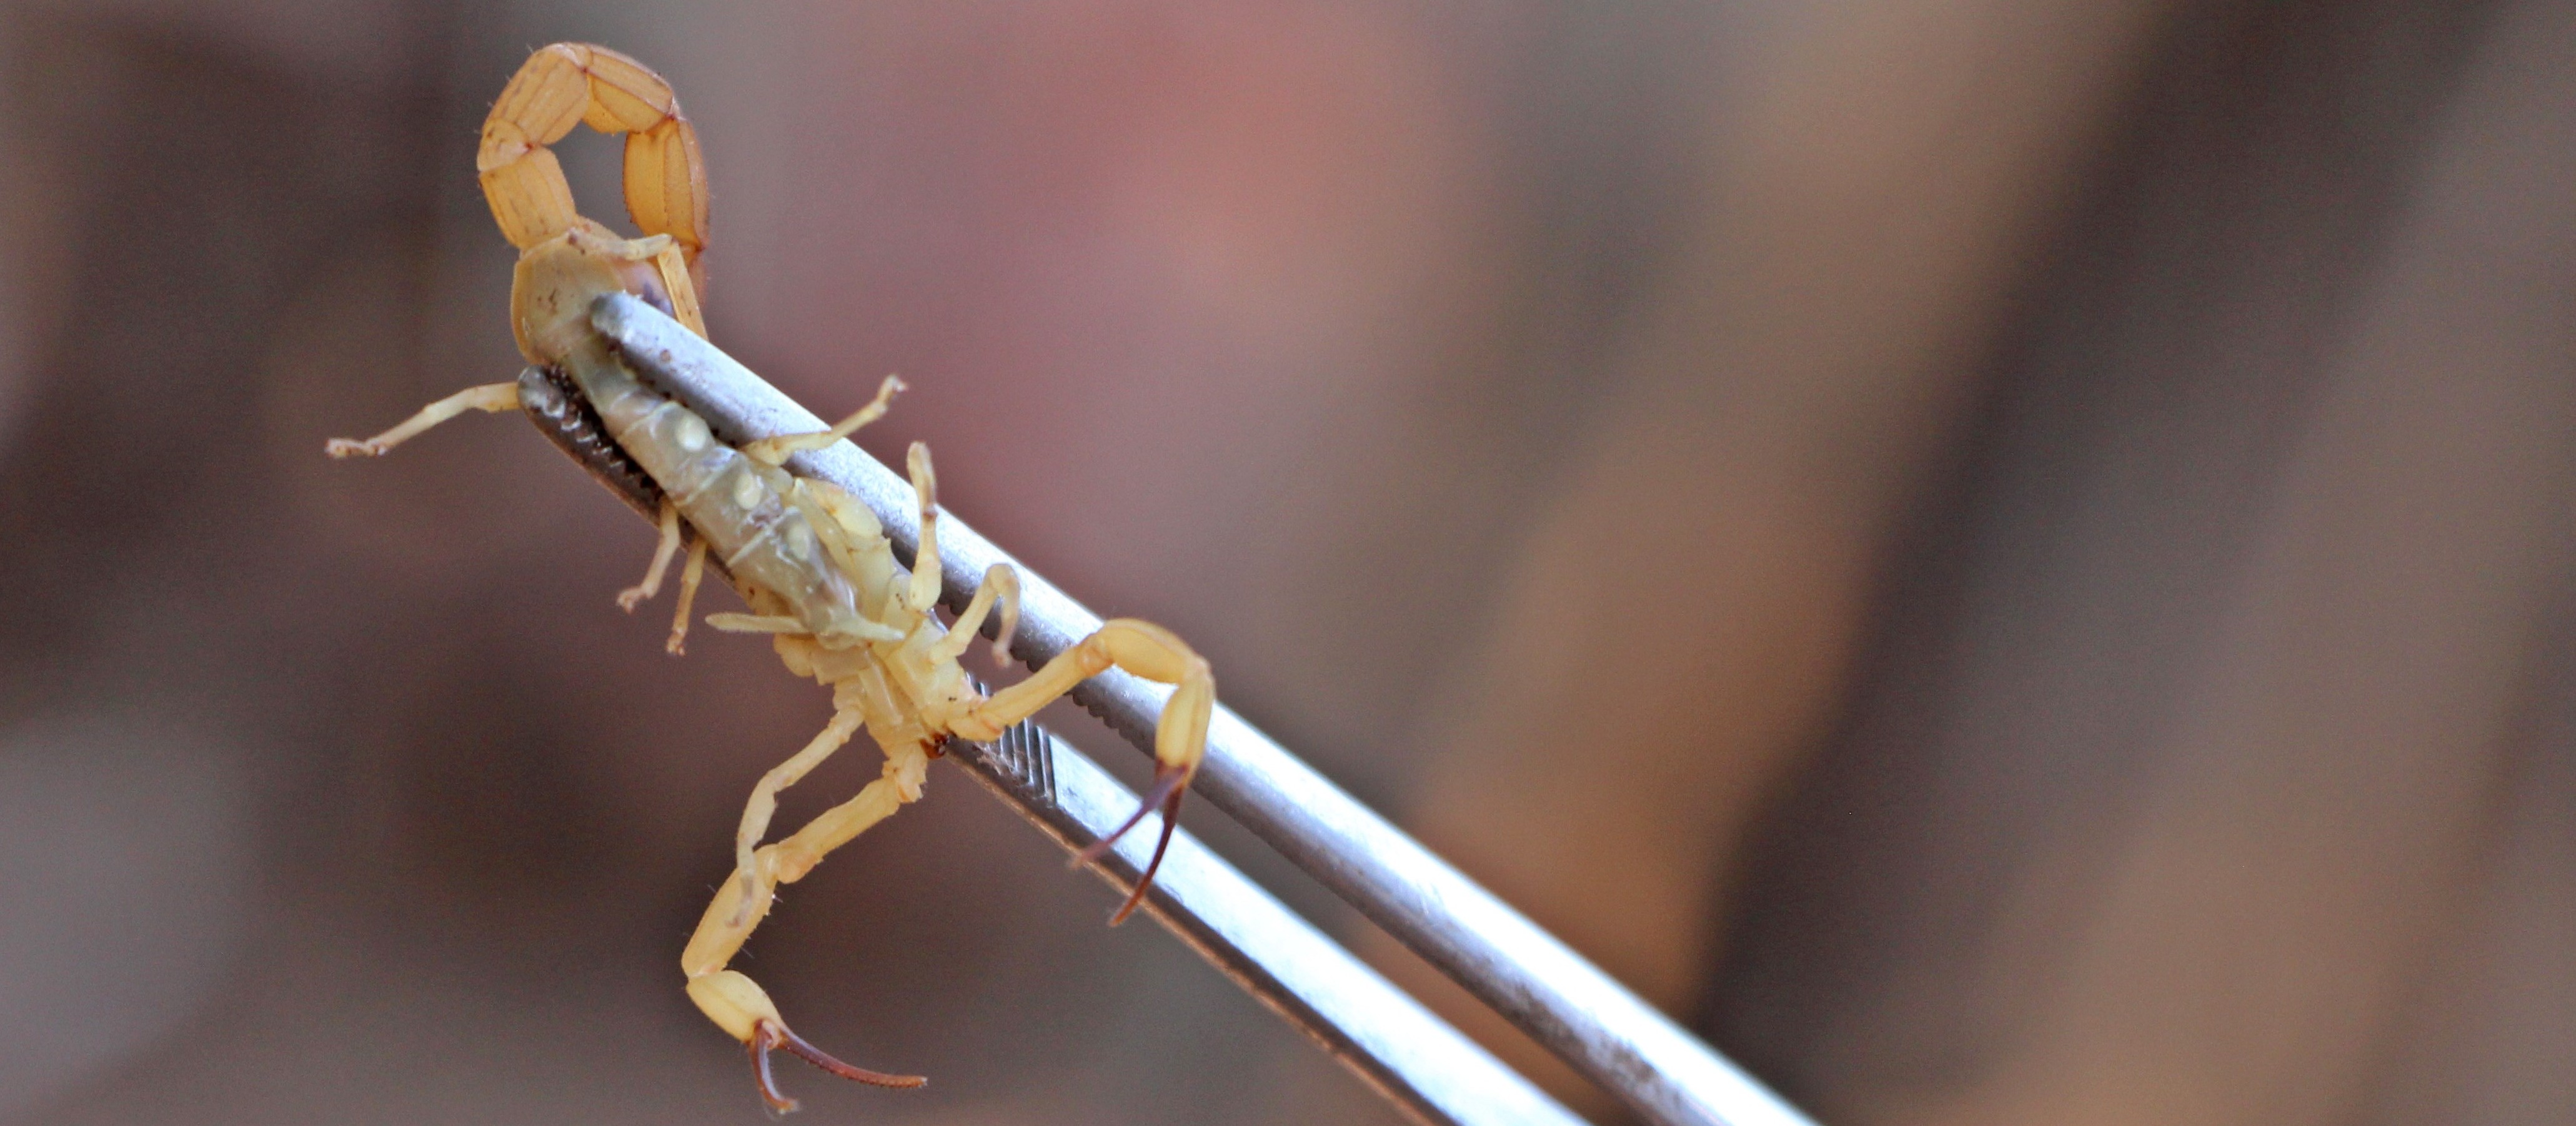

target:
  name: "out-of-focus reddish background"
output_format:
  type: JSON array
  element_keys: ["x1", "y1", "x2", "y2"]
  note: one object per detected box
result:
[{"x1": 1, "y1": 0, "x2": 2567, "y2": 1123}]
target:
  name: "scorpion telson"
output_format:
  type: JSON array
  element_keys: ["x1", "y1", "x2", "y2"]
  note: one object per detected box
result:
[{"x1": 327, "y1": 42, "x2": 1215, "y2": 1115}]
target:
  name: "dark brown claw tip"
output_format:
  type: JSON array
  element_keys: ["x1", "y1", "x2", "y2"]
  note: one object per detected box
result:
[
  {"x1": 1072, "y1": 763, "x2": 1192, "y2": 926},
  {"x1": 749, "y1": 1019, "x2": 927, "y2": 1116}
]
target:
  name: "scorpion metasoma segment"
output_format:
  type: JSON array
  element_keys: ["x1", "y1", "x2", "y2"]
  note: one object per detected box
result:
[{"x1": 326, "y1": 42, "x2": 1215, "y2": 1115}]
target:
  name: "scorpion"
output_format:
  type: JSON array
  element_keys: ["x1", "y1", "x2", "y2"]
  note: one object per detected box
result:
[{"x1": 326, "y1": 43, "x2": 1215, "y2": 1114}]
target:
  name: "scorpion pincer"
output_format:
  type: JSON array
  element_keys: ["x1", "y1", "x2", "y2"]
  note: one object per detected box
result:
[{"x1": 326, "y1": 42, "x2": 1214, "y2": 1115}]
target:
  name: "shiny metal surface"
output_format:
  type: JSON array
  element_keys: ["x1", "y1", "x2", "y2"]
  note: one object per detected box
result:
[
  {"x1": 590, "y1": 293, "x2": 1818, "y2": 1126},
  {"x1": 524, "y1": 336, "x2": 1579, "y2": 1126},
  {"x1": 950, "y1": 719, "x2": 1580, "y2": 1126}
]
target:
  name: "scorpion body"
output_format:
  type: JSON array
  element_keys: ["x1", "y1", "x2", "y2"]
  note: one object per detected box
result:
[{"x1": 329, "y1": 43, "x2": 1214, "y2": 1114}]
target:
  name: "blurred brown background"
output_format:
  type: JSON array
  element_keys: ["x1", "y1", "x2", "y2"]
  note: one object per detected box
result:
[{"x1": 0, "y1": 0, "x2": 2567, "y2": 1123}]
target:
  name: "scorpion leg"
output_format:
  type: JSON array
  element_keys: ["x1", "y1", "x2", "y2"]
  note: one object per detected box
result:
[
  {"x1": 901, "y1": 442, "x2": 946, "y2": 616},
  {"x1": 704, "y1": 613, "x2": 809, "y2": 634},
  {"x1": 667, "y1": 537, "x2": 709, "y2": 654},
  {"x1": 726, "y1": 706, "x2": 864, "y2": 924},
  {"x1": 946, "y1": 620, "x2": 1213, "y2": 924},
  {"x1": 893, "y1": 440, "x2": 1206, "y2": 921},
  {"x1": 744, "y1": 375, "x2": 907, "y2": 467},
  {"x1": 927, "y1": 564, "x2": 1021, "y2": 668},
  {"x1": 770, "y1": 739, "x2": 930, "y2": 886},
  {"x1": 682, "y1": 738, "x2": 935, "y2": 1109},
  {"x1": 323, "y1": 382, "x2": 521, "y2": 458},
  {"x1": 707, "y1": 613, "x2": 907, "y2": 643},
  {"x1": 616, "y1": 499, "x2": 685, "y2": 610}
]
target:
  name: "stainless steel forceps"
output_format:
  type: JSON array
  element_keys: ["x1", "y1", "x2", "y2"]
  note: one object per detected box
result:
[{"x1": 544, "y1": 292, "x2": 1818, "y2": 1126}]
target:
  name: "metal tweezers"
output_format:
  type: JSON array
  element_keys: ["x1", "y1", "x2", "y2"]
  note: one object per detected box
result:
[{"x1": 544, "y1": 293, "x2": 1817, "y2": 1126}]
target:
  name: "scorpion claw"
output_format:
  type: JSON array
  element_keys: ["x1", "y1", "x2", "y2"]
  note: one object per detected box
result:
[
  {"x1": 1073, "y1": 762, "x2": 1192, "y2": 926},
  {"x1": 748, "y1": 1018, "x2": 927, "y2": 1115},
  {"x1": 748, "y1": 1022, "x2": 799, "y2": 1117}
]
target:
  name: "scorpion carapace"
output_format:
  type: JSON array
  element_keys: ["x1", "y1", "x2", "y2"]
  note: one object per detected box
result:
[{"x1": 326, "y1": 42, "x2": 1215, "y2": 1115}]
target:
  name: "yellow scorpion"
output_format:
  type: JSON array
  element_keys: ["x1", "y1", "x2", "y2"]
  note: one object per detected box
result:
[{"x1": 327, "y1": 43, "x2": 1215, "y2": 1113}]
